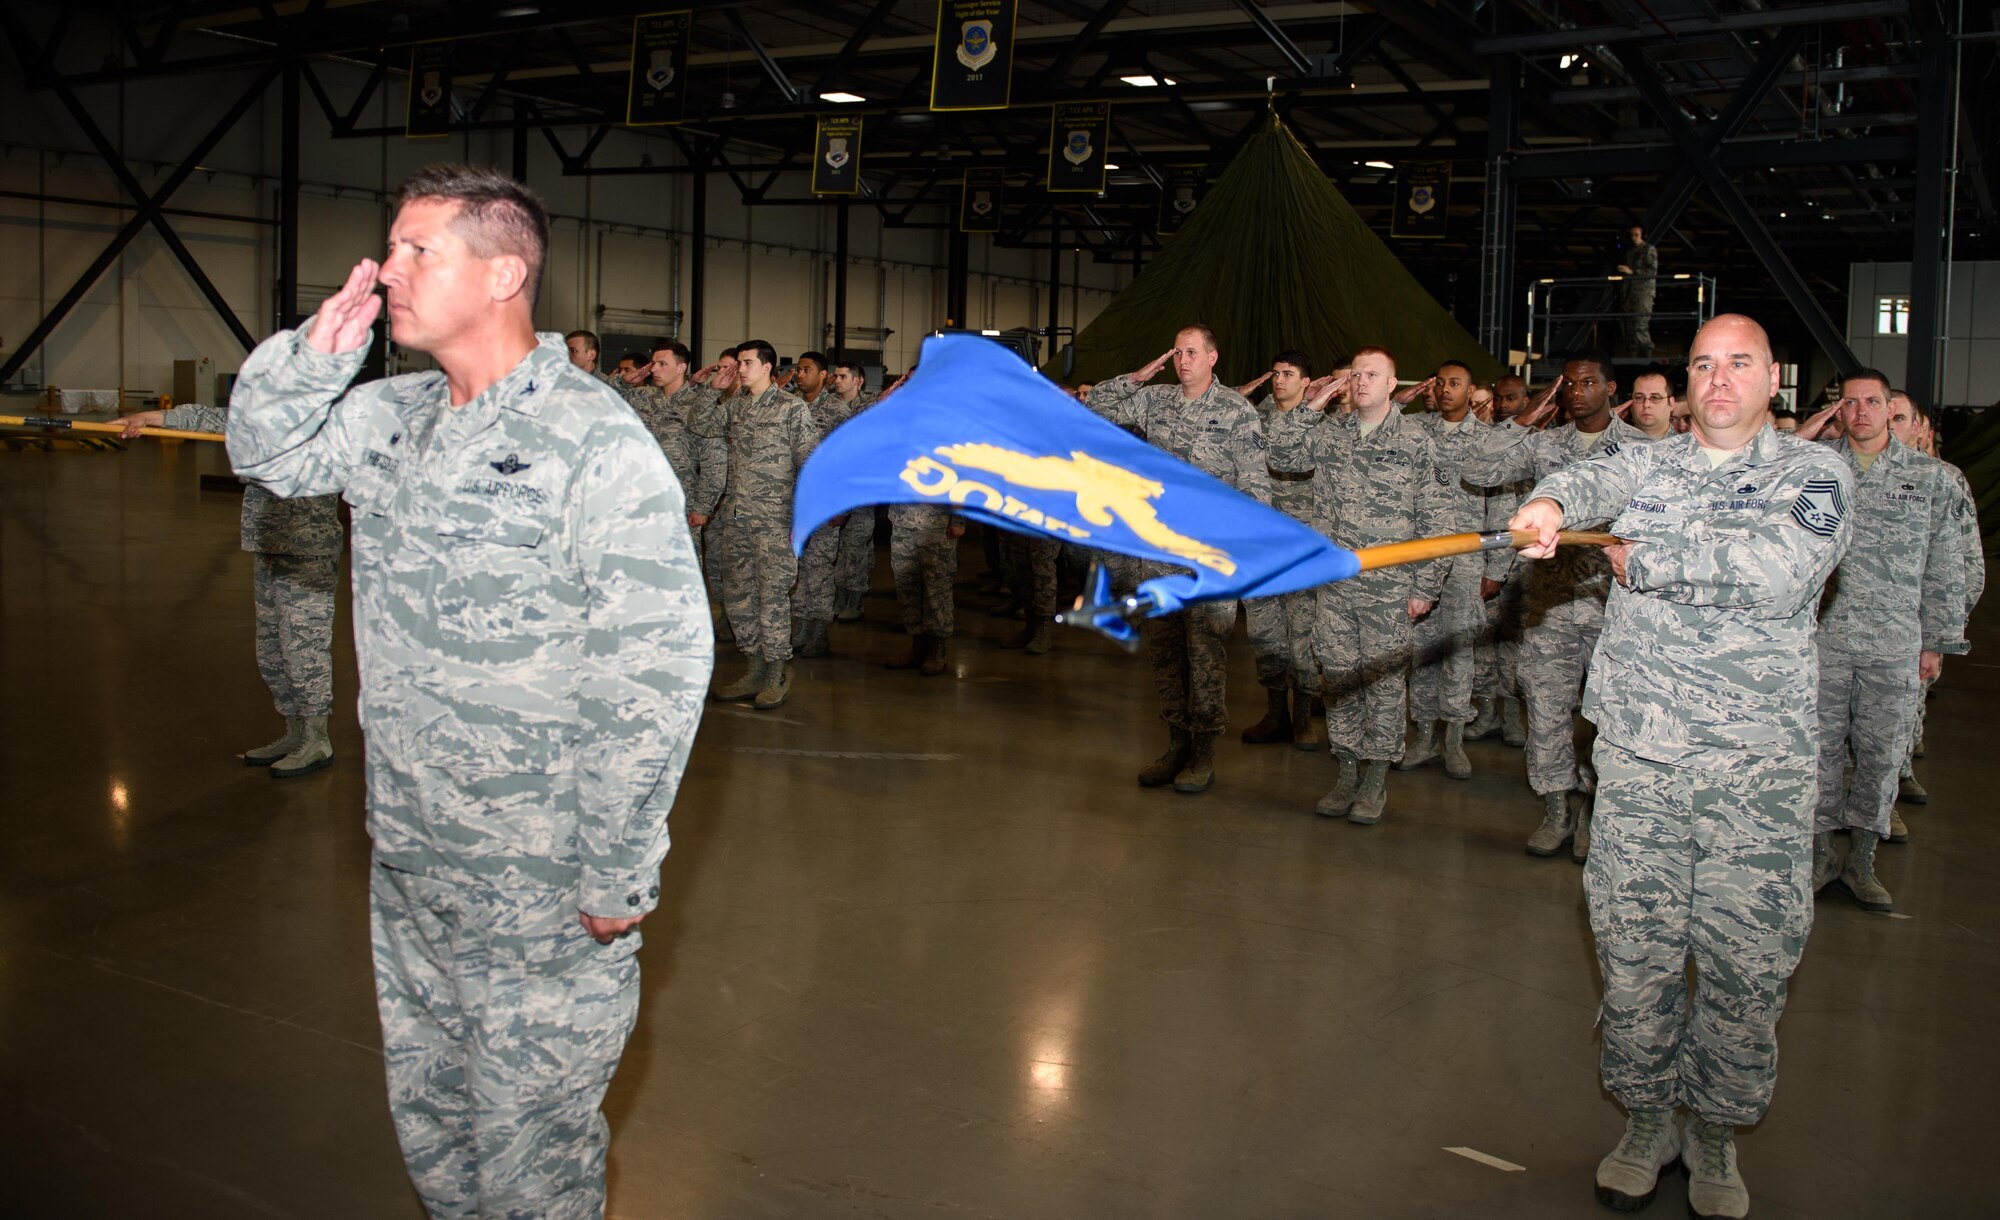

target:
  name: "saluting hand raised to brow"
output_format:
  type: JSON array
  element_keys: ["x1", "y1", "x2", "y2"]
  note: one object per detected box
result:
[
  {"x1": 1130, "y1": 348, "x2": 1176, "y2": 383},
  {"x1": 1236, "y1": 371, "x2": 1273, "y2": 398},
  {"x1": 1392, "y1": 375, "x2": 1437, "y2": 407},
  {"x1": 305, "y1": 259, "x2": 382, "y2": 355},
  {"x1": 692, "y1": 364, "x2": 718, "y2": 385},
  {"x1": 1303, "y1": 373, "x2": 1350, "y2": 413},
  {"x1": 1469, "y1": 386, "x2": 1496, "y2": 423},
  {"x1": 712, "y1": 363, "x2": 740, "y2": 393},
  {"x1": 1795, "y1": 398, "x2": 1842, "y2": 442},
  {"x1": 1612, "y1": 397, "x2": 1634, "y2": 420},
  {"x1": 1516, "y1": 375, "x2": 1566, "y2": 427},
  {"x1": 621, "y1": 363, "x2": 651, "y2": 386}
]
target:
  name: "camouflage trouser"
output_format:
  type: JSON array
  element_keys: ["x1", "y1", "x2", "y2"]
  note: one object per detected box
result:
[
  {"x1": 1815, "y1": 652, "x2": 1921, "y2": 837},
  {"x1": 371, "y1": 860, "x2": 641, "y2": 1220},
  {"x1": 1585, "y1": 740, "x2": 1813, "y2": 1126},
  {"x1": 1523, "y1": 597, "x2": 1604, "y2": 794},
  {"x1": 715, "y1": 506, "x2": 796, "y2": 662},
  {"x1": 703, "y1": 515, "x2": 730, "y2": 616},
  {"x1": 1145, "y1": 600, "x2": 1236, "y2": 733},
  {"x1": 253, "y1": 551, "x2": 338, "y2": 718},
  {"x1": 1318, "y1": 587, "x2": 1413, "y2": 762},
  {"x1": 1901, "y1": 674, "x2": 1937, "y2": 780},
  {"x1": 888, "y1": 507, "x2": 957, "y2": 636},
  {"x1": 1409, "y1": 556, "x2": 1485, "y2": 724},
  {"x1": 835, "y1": 507, "x2": 878, "y2": 595},
  {"x1": 1244, "y1": 590, "x2": 1316, "y2": 692},
  {"x1": 999, "y1": 531, "x2": 1060, "y2": 616},
  {"x1": 792, "y1": 521, "x2": 841, "y2": 622},
  {"x1": 1621, "y1": 288, "x2": 1654, "y2": 354},
  {"x1": 1479, "y1": 570, "x2": 1527, "y2": 700}
]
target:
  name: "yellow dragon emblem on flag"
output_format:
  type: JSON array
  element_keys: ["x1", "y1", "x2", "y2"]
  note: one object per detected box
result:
[{"x1": 918, "y1": 443, "x2": 1237, "y2": 576}]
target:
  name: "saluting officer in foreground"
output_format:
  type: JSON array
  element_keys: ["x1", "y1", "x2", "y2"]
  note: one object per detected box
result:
[
  {"x1": 227, "y1": 164, "x2": 713, "y2": 1220},
  {"x1": 1511, "y1": 314, "x2": 1853, "y2": 1220}
]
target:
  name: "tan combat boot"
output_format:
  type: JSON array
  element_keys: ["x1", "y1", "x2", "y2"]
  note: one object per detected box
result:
[
  {"x1": 1466, "y1": 697, "x2": 1502, "y2": 740},
  {"x1": 1683, "y1": 1115, "x2": 1750, "y2": 1219},
  {"x1": 270, "y1": 715, "x2": 333, "y2": 778},
  {"x1": 1023, "y1": 617, "x2": 1052, "y2": 655},
  {"x1": 1442, "y1": 722, "x2": 1471, "y2": 780},
  {"x1": 1525, "y1": 792, "x2": 1574, "y2": 857},
  {"x1": 1840, "y1": 832, "x2": 1893, "y2": 912},
  {"x1": 1138, "y1": 729, "x2": 1192, "y2": 788},
  {"x1": 1396, "y1": 719, "x2": 1439, "y2": 770},
  {"x1": 1811, "y1": 830, "x2": 1841, "y2": 892},
  {"x1": 1347, "y1": 761, "x2": 1390, "y2": 825},
  {"x1": 1173, "y1": 732, "x2": 1217, "y2": 794},
  {"x1": 752, "y1": 659, "x2": 792, "y2": 709},
  {"x1": 1315, "y1": 751, "x2": 1360, "y2": 817},
  {"x1": 712, "y1": 657, "x2": 766, "y2": 701},
  {"x1": 1240, "y1": 688, "x2": 1291, "y2": 744},
  {"x1": 245, "y1": 718, "x2": 301, "y2": 766},
  {"x1": 1594, "y1": 1108, "x2": 1681, "y2": 1212},
  {"x1": 918, "y1": 635, "x2": 950, "y2": 677},
  {"x1": 1290, "y1": 687, "x2": 1317, "y2": 751},
  {"x1": 1571, "y1": 794, "x2": 1592, "y2": 863},
  {"x1": 1501, "y1": 695, "x2": 1528, "y2": 746}
]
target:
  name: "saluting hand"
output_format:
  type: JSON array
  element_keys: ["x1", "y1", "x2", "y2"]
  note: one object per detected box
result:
[
  {"x1": 1131, "y1": 348, "x2": 1175, "y2": 383},
  {"x1": 306, "y1": 259, "x2": 381, "y2": 355},
  {"x1": 877, "y1": 371, "x2": 910, "y2": 401},
  {"x1": 1469, "y1": 386, "x2": 1495, "y2": 423},
  {"x1": 692, "y1": 364, "x2": 717, "y2": 385},
  {"x1": 1237, "y1": 371, "x2": 1273, "y2": 398},
  {"x1": 621, "y1": 364, "x2": 651, "y2": 386},
  {"x1": 1393, "y1": 376, "x2": 1437, "y2": 407},
  {"x1": 1612, "y1": 397, "x2": 1634, "y2": 420},
  {"x1": 1517, "y1": 375, "x2": 1566, "y2": 428},
  {"x1": 1795, "y1": 399, "x2": 1841, "y2": 441}
]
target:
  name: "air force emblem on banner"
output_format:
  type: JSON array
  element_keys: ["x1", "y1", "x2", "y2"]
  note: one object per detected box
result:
[
  {"x1": 420, "y1": 71, "x2": 443, "y2": 107},
  {"x1": 1790, "y1": 477, "x2": 1847, "y2": 538},
  {"x1": 824, "y1": 137, "x2": 850, "y2": 169},
  {"x1": 957, "y1": 20, "x2": 996, "y2": 71},
  {"x1": 970, "y1": 190, "x2": 994, "y2": 216},
  {"x1": 1410, "y1": 185, "x2": 1435, "y2": 214},
  {"x1": 901, "y1": 443, "x2": 1237, "y2": 575},
  {"x1": 646, "y1": 49, "x2": 675, "y2": 91},
  {"x1": 1063, "y1": 129, "x2": 1094, "y2": 166}
]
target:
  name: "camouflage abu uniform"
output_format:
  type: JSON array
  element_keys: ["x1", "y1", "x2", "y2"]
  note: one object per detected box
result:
[
  {"x1": 1620, "y1": 240, "x2": 1658, "y2": 355},
  {"x1": 1244, "y1": 396, "x2": 1319, "y2": 693},
  {"x1": 1459, "y1": 416, "x2": 1659, "y2": 794},
  {"x1": 227, "y1": 326, "x2": 712, "y2": 1218},
  {"x1": 887, "y1": 503, "x2": 963, "y2": 637},
  {"x1": 1907, "y1": 460, "x2": 1986, "y2": 781},
  {"x1": 165, "y1": 401, "x2": 344, "y2": 721},
  {"x1": 612, "y1": 379, "x2": 728, "y2": 526},
  {"x1": 1529, "y1": 426, "x2": 1853, "y2": 1126},
  {"x1": 689, "y1": 384, "x2": 819, "y2": 662},
  {"x1": 832, "y1": 390, "x2": 882, "y2": 603},
  {"x1": 1815, "y1": 436, "x2": 1968, "y2": 837},
  {"x1": 1086, "y1": 374, "x2": 1270, "y2": 734},
  {"x1": 793, "y1": 390, "x2": 853, "y2": 622},
  {"x1": 1478, "y1": 473, "x2": 1531, "y2": 706},
  {"x1": 1409, "y1": 412, "x2": 1509, "y2": 725},
  {"x1": 1266, "y1": 405, "x2": 1446, "y2": 761}
]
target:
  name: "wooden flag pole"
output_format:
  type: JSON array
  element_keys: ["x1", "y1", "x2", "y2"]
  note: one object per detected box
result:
[
  {"x1": 0, "y1": 414, "x2": 225, "y2": 443},
  {"x1": 1353, "y1": 529, "x2": 1621, "y2": 572}
]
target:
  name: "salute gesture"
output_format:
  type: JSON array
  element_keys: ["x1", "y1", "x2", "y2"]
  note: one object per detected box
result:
[
  {"x1": 1611, "y1": 396, "x2": 1635, "y2": 421},
  {"x1": 1795, "y1": 398, "x2": 1842, "y2": 441},
  {"x1": 711, "y1": 361, "x2": 740, "y2": 394},
  {"x1": 1302, "y1": 372, "x2": 1352, "y2": 413},
  {"x1": 1469, "y1": 385, "x2": 1496, "y2": 423},
  {"x1": 1392, "y1": 375, "x2": 1438, "y2": 407},
  {"x1": 877, "y1": 370, "x2": 911, "y2": 402},
  {"x1": 1236, "y1": 370, "x2": 1273, "y2": 398},
  {"x1": 305, "y1": 259, "x2": 382, "y2": 355},
  {"x1": 1127, "y1": 348, "x2": 1176, "y2": 384},
  {"x1": 1515, "y1": 374, "x2": 1567, "y2": 428},
  {"x1": 619, "y1": 362, "x2": 651, "y2": 386},
  {"x1": 692, "y1": 363, "x2": 718, "y2": 385}
]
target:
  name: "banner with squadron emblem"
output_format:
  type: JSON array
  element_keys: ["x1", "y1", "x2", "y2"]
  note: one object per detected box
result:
[
  {"x1": 929, "y1": 0, "x2": 1018, "y2": 111},
  {"x1": 812, "y1": 115, "x2": 864, "y2": 195},
  {"x1": 406, "y1": 42, "x2": 455, "y2": 139},
  {"x1": 1047, "y1": 102, "x2": 1109, "y2": 193},
  {"x1": 1156, "y1": 166, "x2": 1207, "y2": 236},
  {"x1": 625, "y1": 11, "x2": 692, "y2": 126},
  {"x1": 1391, "y1": 162, "x2": 1450, "y2": 239},
  {"x1": 959, "y1": 167, "x2": 1004, "y2": 233}
]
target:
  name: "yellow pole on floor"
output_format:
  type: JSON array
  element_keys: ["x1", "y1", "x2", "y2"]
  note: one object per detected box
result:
[
  {"x1": 1352, "y1": 529, "x2": 1622, "y2": 572},
  {"x1": 0, "y1": 415, "x2": 226, "y2": 443}
]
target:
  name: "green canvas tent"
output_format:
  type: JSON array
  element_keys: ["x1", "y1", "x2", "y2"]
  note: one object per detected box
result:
[{"x1": 1048, "y1": 114, "x2": 1502, "y2": 388}]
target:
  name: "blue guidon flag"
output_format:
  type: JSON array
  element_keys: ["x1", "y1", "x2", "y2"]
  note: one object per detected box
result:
[{"x1": 791, "y1": 333, "x2": 1361, "y2": 624}]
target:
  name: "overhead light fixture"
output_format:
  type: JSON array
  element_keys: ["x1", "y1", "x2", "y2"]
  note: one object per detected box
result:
[
  {"x1": 1120, "y1": 74, "x2": 1175, "y2": 87},
  {"x1": 1780, "y1": 211, "x2": 1788, "y2": 218},
  {"x1": 1365, "y1": 160, "x2": 1394, "y2": 170},
  {"x1": 1104, "y1": 162, "x2": 1120, "y2": 170},
  {"x1": 981, "y1": 329, "x2": 1002, "y2": 336},
  {"x1": 820, "y1": 91, "x2": 866, "y2": 104},
  {"x1": 495, "y1": 4, "x2": 539, "y2": 16},
  {"x1": 1559, "y1": 53, "x2": 1574, "y2": 69}
]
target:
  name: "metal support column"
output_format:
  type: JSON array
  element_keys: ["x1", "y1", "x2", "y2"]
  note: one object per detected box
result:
[
  {"x1": 833, "y1": 198, "x2": 850, "y2": 358},
  {"x1": 279, "y1": 62, "x2": 301, "y2": 330},
  {"x1": 1477, "y1": 44, "x2": 1519, "y2": 358},
  {"x1": 1905, "y1": 1, "x2": 1958, "y2": 412},
  {"x1": 689, "y1": 155, "x2": 708, "y2": 364},
  {"x1": 947, "y1": 225, "x2": 970, "y2": 329},
  {"x1": 1048, "y1": 215, "x2": 1062, "y2": 362}
]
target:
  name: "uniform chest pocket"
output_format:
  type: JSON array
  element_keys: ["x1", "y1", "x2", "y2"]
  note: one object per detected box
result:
[{"x1": 430, "y1": 514, "x2": 558, "y2": 656}]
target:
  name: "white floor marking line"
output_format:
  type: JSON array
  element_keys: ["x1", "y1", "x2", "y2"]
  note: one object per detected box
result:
[
  {"x1": 1444, "y1": 1147, "x2": 1526, "y2": 1172},
  {"x1": 727, "y1": 746, "x2": 964, "y2": 761}
]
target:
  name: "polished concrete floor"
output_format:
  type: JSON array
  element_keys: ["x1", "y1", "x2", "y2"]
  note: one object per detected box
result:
[{"x1": 4, "y1": 436, "x2": 1998, "y2": 1219}]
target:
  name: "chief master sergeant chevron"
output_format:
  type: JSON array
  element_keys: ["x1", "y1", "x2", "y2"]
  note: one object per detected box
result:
[
  {"x1": 225, "y1": 164, "x2": 713, "y2": 1220},
  {"x1": 1510, "y1": 314, "x2": 1852, "y2": 1220}
]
